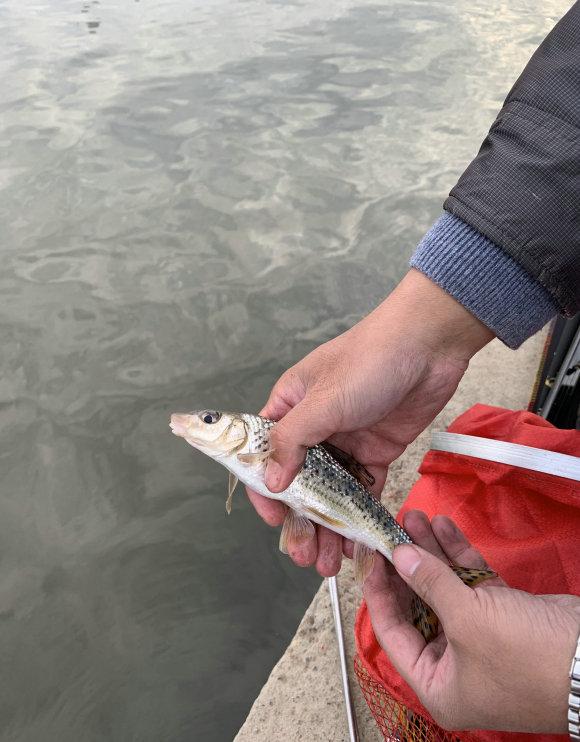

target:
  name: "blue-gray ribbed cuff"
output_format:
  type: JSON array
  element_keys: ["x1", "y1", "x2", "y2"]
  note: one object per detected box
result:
[{"x1": 410, "y1": 213, "x2": 558, "y2": 349}]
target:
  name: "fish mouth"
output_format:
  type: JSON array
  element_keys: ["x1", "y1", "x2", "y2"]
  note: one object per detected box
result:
[{"x1": 170, "y1": 413, "x2": 191, "y2": 438}]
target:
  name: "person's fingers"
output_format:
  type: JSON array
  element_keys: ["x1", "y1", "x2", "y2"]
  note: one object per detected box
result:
[
  {"x1": 331, "y1": 429, "x2": 405, "y2": 474},
  {"x1": 431, "y1": 515, "x2": 506, "y2": 587},
  {"x1": 392, "y1": 544, "x2": 472, "y2": 620},
  {"x1": 266, "y1": 396, "x2": 338, "y2": 492},
  {"x1": 259, "y1": 398, "x2": 291, "y2": 421},
  {"x1": 364, "y1": 556, "x2": 444, "y2": 685},
  {"x1": 403, "y1": 510, "x2": 448, "y2": 562},
  {"x1": 315, "y1": 527, "x2": 342, "y2": 577},
  {"x1": 285, "y1": 522, "x2": 318, "y2": 567},
  {"x1": 248, "y1": 485, "x2": 316, "y2": 567},
  {"x1": 364, "y1": 554, "x2": 412, "y2": 628},
  {"x1": 245, "y1": 487, "x2": 287, "y2": 527},
  {"x1": 260, "y1": 369, "x2": 306, "y2": 421},
  {"x1": 431, "y1": 515, "x2": 487, "y2": 568}
]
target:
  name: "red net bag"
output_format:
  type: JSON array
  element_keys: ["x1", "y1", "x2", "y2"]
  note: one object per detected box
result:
[{"x1": 355, "y1": 404, "x2": 580, "y2": 742}]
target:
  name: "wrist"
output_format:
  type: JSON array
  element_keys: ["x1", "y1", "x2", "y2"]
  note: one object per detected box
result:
[
  {"x1": 410, "y1": 213, "x2": 558, "y2": 349},
  {"x1": 374, "y1": 269, "x2": 494, "y2": 364}
]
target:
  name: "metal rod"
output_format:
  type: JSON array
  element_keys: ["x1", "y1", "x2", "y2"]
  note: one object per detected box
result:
[{"x1": 328, "y1": 575, "x2": 359, "y2": 742}]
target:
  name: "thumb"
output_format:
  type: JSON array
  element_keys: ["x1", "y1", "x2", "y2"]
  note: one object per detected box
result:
[
  {"x1": 393, "y1": 544, "x2": 472, "y2": 620},
  {"x1": 265, "y1": 395, "x2": 338, "y2": 492}
]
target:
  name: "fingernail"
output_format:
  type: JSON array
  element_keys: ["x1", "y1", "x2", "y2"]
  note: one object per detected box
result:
[
  {"x1": 393, "y1": 545, "x2": 421, "y2": 576},
  {"x1": 265, "y1": 460, "x2": 282, "y2": 491}
]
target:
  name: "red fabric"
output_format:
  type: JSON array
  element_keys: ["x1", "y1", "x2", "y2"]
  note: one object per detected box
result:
[{"x1": 355, "y1": 404, "x2": 580, "y2": 742}]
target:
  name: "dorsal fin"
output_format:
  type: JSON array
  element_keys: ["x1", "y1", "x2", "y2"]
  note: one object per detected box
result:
[{"x1": 320, "y1": 442, "x2": 375, "y2": 489}]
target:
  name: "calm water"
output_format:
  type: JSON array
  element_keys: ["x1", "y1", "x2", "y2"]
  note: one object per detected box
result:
[{"x1": 0, "y1": 0, "x2": 567, "y2": 739}]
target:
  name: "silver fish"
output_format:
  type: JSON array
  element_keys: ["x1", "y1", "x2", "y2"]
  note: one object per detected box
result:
[{"x1": 170, "y1": 409, "x2": 495, "y2": 639}]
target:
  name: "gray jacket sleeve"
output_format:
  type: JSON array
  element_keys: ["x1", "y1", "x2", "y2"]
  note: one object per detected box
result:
[
  {"x1": 443, "y1": 1, "x2": 580, "y2": 315},
  {"x1": 410, "y1": 213, "x2": 557, "y2": 348}
]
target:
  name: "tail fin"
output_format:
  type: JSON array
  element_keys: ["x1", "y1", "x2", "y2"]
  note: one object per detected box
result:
[{"x1": 411, "y1": 566, "x2": 496, "y2": 641}]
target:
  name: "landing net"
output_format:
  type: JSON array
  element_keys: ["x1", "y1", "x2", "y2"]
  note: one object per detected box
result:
[{"x1": 354, "y1": 655, "x2": 457, "y2": 742}]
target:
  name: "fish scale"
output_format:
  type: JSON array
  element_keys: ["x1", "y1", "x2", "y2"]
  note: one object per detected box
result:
[
  {"x1": 170, "y1": 410, "x2": 496, "y2": 641},
  {"x1": 299, "y1": 445, "x2": 413, "y2": 555}
]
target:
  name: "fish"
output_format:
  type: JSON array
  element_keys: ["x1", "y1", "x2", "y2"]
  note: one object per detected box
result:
[{"x1": 170, "y1": 409, "x2": 496, "y2": 640}]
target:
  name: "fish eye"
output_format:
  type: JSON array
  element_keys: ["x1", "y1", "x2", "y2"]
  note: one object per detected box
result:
[{"x1": 200, "y1": 410, "x2": 221, "y2": 425}]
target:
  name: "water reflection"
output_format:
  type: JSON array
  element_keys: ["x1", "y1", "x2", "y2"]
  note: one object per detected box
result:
[{"x1": 0, "y1": 0, "x2": 568, "y2": 739}]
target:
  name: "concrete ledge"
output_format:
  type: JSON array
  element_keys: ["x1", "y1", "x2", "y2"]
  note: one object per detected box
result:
[{"x1": 235, "y1": 332, "x2": 546, "y2": 742}]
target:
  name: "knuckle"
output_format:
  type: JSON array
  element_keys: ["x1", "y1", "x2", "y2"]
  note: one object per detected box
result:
[{"x1": 274, "y1": 368, "x2": 302, "y2": 397}]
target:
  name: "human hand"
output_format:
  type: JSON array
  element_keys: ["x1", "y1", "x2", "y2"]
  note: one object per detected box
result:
[
  {"x1": 363, "y1": 511, "x2": 580, "y2": 733},
  {"x1": 246, "y1": 269, "x2": 494, "y2": 576}
]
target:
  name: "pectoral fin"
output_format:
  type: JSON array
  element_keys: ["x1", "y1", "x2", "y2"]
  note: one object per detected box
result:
[
  {"x1": 353, "y1": 543, "x2": 375, "y2": 584},
  {"x1": 237, "y1": 449, "x2": 275, "y2": 466},
  {"x1": 225, "y1": 472, "x2": 238, "y2": 515},
  {"x1": 279, "y1": 510, "x2": 315, "y2": 554}
]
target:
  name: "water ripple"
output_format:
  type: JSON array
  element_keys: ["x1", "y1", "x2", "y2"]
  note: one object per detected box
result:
[{"x1": 0, "y1": 0, "x2": 568, "y2": 739}]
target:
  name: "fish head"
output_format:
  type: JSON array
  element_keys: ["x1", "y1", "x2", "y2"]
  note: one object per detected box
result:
[{"x1": 170, "y1": 410, "x2": 248, "y2": 459}]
